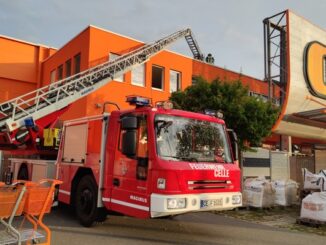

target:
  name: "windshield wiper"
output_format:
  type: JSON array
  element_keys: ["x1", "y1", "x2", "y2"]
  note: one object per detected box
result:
[
  {"x1": 155, "y1": 120, "x2": 173, "y2": 137},
  {"x1": 160, "y1": 155, "x2": 198, "y2": 162}
]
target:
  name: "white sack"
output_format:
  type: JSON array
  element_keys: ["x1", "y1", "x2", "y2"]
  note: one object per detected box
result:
[
  {"x1": 272, "y1": 179, "x2": 298, "y2": 206},
  {"x1": 302, "y1": 168, "x2": 322, "y2": 190},
  {"x1": 319, "y1": 170, "x2": 326, "y2": 192},
  {"x1": 300, "y1": 192, "x2": 326, "y2": 222},
  {"x1": 243, "y1": 177, "x2": 275, "y2": 208}
]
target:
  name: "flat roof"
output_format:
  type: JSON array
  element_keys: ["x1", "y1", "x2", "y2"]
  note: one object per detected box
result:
[{"x1": 0, "y1": 34, "x2": 56, "y2": 49}]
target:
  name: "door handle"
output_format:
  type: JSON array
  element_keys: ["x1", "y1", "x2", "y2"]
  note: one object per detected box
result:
[{"x1": 113, "y1": 178, "x2": 120, "y2": 186}]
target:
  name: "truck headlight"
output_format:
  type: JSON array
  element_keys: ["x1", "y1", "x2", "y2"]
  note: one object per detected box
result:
[
  {"x1": 232, "y1": 195, "x2": 242, "y2": 205},
  {"x1": 157, "y1": 178, "x2": 166, "y2": 189},
  {"x1": 167, "y1": 198, "x2": 186, "y2": 209}
]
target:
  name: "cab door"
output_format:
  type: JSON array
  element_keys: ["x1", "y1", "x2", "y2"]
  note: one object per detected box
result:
[{"x1": 110, "y1": 113, "x2": 150, "y2": 218}]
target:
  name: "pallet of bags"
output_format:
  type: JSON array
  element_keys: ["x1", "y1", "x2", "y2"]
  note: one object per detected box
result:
[
  {"x1": 302, "y1": 168, "x2": 324, "y2": 190},
  {"x1": 272, "y1": 179, "x2": 298, "y2": 206},
  {"x1": 300, "y1": 192, "x2": 326, "y2": 223},
  {"x1": 319, "y1": 170, "x2": 326, "y2": 192},
  {"x1": 243, "y1": 177, "x2": 275, "y2": 208}
]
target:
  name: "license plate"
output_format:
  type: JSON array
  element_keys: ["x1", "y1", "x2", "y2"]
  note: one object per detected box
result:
[{"x1": 200, "y1": 198, "x2": 223, "y2": 209}]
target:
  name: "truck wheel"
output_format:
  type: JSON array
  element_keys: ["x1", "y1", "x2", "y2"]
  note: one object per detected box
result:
[
  {"x1": 75, "y1": 175, "x2": 99, "y2": 227},
  {"x1": 96, "y1": 207, "x2": 107, "y2": 222}
]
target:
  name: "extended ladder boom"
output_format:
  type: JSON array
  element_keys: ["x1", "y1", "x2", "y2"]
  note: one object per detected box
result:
[{"x1": 0, "y1": 28, "x2": 203, "y2": 134}]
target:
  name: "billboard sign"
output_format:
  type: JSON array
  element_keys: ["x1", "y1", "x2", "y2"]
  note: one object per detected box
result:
[{"x1": 272, "y1": 10, "x2": 326, "y2": 140}]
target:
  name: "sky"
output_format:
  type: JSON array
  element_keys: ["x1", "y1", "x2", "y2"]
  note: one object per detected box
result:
[{"x1": 1, "y1": 0, "x2": 326, "y2": 80}]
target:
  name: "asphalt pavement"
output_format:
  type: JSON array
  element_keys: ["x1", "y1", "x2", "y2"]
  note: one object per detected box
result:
[{"x1": 39, "y1": 205, "x2": 326, "y2": 245}]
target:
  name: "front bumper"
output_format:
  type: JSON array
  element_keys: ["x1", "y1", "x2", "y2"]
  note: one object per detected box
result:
[{"x1": 150, "y1": 192, "x2": 242, "y2": 218}]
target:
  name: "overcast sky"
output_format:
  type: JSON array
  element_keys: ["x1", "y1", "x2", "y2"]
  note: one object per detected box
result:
[{"x1": 1, "y1": 0, "x2": 326, "y2": 80}]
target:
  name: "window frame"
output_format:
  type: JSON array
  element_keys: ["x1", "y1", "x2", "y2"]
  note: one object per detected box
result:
[
  {"x1": 109, "y1": 52, "x2": 124, "y2": 82},
  {"x1": 74, "y1": 53, "x2": 81, "y2": 74},
  {"x1": 118, "y1": 114, "x2": 148, "y2": 158},
  {"x1": 57, "y1": 64, "x2": 63, "y2": 81},
  {"x1": 323, "y1": 55, "x2": 326, "y2": 85},
  {"x1": 169, "y1": 69, "x2": 181, "y2": 92},
  {"x1": 151, "y1": 65, "x2": 165, "y2": 90},
  {"x1": 131, "y1": 64, "x2": 145, "y2": 87},
  {"x1": 50, "y1": 69, "x2": 56, "y2": 83},
  {"x1": 65, "y1": 59, "x2": 72, "y2": 78},
  {"x1": 191, "y1": 76, "x2": 198, "y2": 85}
]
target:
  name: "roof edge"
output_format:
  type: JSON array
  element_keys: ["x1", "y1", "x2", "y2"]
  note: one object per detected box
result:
[{"x1": 0, "y1": 34, "x2": 56, "y2": 50}]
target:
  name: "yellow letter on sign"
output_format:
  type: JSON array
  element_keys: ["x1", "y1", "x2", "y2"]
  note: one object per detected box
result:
[{"x1": 304, "y1": 41, "x2": 326, "y2": 99}]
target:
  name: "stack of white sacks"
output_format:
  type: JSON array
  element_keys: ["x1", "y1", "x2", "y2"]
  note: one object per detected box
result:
[
  {"x1": 243, "y1": 177, "x2": 298, "y2": 208},
  {"x1": 243, "y1": 177, "x2": 274, "y2": 208},
  {"x1": 300, "y1": 169, "x2": 326, "y2": 222},
  {"x1": 272, "y1": 179, "x2": 298, "y2": 206}
]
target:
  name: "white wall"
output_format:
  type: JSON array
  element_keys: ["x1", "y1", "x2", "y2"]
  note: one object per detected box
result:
[
  {"x1": 271, "y1": 151, "x2": 289, "y2": 180},
  {"x1": 242, "y1": 148, "x2": 290, "y2": 180}
]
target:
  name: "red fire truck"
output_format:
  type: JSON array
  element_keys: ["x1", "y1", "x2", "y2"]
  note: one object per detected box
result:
[
  {"x1": 57, "y1": 97, "x2": 241, "y2": 226},
  {"x1": 0, "y1": 29, "x2": 241, "y2": 227}
]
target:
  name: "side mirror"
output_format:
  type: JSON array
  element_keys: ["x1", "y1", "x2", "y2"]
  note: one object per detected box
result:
[
  {"x1": 227, "y1": 129, "x2": 239, "y2": 161},
  {"x1": 122, "y1": 130, "x2": 137, "y2": 157},
  {"x1": 121, "y1": 116, "x2": 138, "y2": 130}
]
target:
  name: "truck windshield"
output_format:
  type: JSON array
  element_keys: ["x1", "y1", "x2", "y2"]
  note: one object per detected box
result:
[{"x1": 155, "y1": 114, "x2": 232, "y2": 163}]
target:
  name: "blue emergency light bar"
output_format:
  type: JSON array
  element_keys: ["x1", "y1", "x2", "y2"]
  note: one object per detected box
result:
[
  {"x1": 126, "y1": 96, "x2": 150, "y2": 106},
  {"x1": 24, "y1": 117, "x2": 35, "y2": 128},
  {"x1": 204, "y1": 109, "x2": 216, "y2": 116},
  {"x1": 204, "y1": 109, "x2": 224, "y2": 119}
]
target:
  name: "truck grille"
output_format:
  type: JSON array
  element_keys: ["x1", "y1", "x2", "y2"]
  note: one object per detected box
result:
[{"x1": 188, "y1": 180, "x2": 232, "y2": 190}]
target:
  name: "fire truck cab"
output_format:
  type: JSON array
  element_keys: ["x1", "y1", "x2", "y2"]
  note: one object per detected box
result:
[{"x1": 57, "y1": 97, "x2": 242, "y2": 227}]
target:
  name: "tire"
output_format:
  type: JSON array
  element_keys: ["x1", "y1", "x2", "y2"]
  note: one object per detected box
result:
[
  {"x1": 96, "y1": 207, "x2": 107, "y2": 222},
  {"x1": 17, "y1": 164, "x2": 29, "y2": 180},
  {"x1": 75, "y1": 175, "x2": 104, "y2": 227}
]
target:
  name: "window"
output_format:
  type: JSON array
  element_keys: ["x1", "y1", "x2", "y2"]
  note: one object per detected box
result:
[
  {"x1": 118, "y1": 114, "x2": 148, "y2": 180},
  {"x1": 57, "y1": 65, "x2": 63, "y2": 81},
  {"x1": 50, "y1": 69, "x2": 56, "y2": 83},
  {"x1": 137, "y1": 116, "x2": 148, "y2": 158},
  {"x1": 323, "y1": 57, "x2": 326, "y2": 84},
  {"x1": 152, "y1": 65, "x2": 164, "y2": 90},
  {"x1": 119, "y1": 115, "x2": 148, "y2": 158},
  {"x1": 192, "y1": 76, "x2": 197, "y2": 85},
  {"x1": 132, "y1": 64, "x2": 145, "y2": 87},
  {"x1": 74, "y1": 53, "x2": 81, "y2": 74},
  {"x1": 65, "y1": 59, "x2": 72, "y2": 77},
  {"x1": 170, "y1": 70, "x2": 181, "y2": 92},
  {"x1": 109, "y1": 53, "x2": 123, "y2": 82},
  {"x1": 62, "y1": 124, "x2": 88, "y2": 163},
  {"x1": 155, "y1": 114, "x2": 232, "y2": 163},
  {"x1": 249, "y1": 91, "x2": 269, "y2": 102}
]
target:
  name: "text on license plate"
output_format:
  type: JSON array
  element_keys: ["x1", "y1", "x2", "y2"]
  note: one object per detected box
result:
[{"x1": 200, "y1": 198, "x2": 223, "y2": 208}]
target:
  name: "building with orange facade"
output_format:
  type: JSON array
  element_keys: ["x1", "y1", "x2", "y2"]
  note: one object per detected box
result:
[
  {"x1": 0, "y1": 25, "x2": 273, "y2": 122},
  {"x1": 0, "y1": 35, "x2": 56, "y2": 102}
]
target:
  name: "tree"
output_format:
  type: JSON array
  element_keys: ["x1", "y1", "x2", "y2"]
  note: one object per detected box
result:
[{"x1": 170, "y1": 77, "x2": 279, "y2": 150}]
